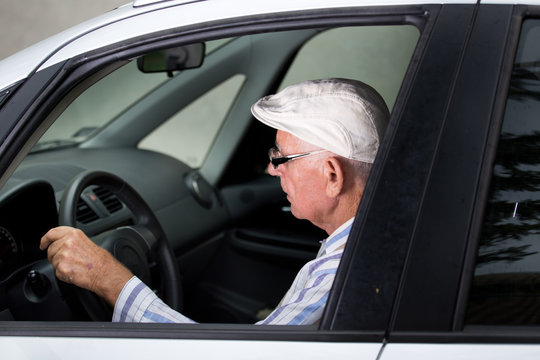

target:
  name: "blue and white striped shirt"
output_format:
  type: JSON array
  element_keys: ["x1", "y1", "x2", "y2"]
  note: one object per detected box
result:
[{"x1": 112, "y1": 218, "x2": 353, "y2": 325}]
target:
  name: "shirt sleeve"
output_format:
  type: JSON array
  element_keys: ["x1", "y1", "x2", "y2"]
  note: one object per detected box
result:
[
  {"x1": 112, "y1": 276, "x2": 196, "y2": 323},
  {"x1": 113, "y1": 271, "x2": 333, "y2": 325},
  {"x1": 114, "y1": 245, "x2": 342, "y2": 325}
]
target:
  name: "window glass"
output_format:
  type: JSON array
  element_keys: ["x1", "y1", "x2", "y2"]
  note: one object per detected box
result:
[
  {"x1": 34, "y1": 40, "x2": 229, "y2": 154},
  {"x1": 279, "y1": 26, "x2": 419, "y2": 111},
  {"x1": 138, "y1": 74, "x2": 245, "y2": 168},
  {"x1": 467, "y1": 19, "x2": 540, "y2": 325},
  {"x1": 36, "y1": 61, "x2": 167, "y2": 150}
]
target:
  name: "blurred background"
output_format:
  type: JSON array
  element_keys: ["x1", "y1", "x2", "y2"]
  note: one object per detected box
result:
[{"x1": 0, "y1": 0, "x2": 127, "y2": 60}]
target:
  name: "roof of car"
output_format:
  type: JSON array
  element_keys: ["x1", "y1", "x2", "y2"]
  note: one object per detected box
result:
[
  {"x1": 0, "y1": 0, "x2": 522, "y2": 92},
  {"x1": 132, "y1": 0, "x2": 194, "y2": 7}
]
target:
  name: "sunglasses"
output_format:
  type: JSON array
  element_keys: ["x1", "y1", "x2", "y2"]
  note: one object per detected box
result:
[{"x1": 268, "y1": 147, "x2": 327, "y2": 169}]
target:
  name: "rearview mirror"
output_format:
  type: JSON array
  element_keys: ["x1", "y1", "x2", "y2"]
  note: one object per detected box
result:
[{"x1": 137, "y1": 43, "x2": 205, "y2": 77}]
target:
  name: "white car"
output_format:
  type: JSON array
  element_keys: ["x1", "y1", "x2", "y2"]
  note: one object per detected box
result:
[{"x1": 1, "y1": 0, "x2": 540, "y2": 358}]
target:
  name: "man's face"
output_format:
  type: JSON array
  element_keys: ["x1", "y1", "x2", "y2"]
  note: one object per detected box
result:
[{"x1": 268, "y1": 130, "x2": 329, "y2": 226}]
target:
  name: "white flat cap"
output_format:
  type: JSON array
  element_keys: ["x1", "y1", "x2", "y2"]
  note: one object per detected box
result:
[{"x1": 251, "y1": 78, "x2": 389, "y2": 163}]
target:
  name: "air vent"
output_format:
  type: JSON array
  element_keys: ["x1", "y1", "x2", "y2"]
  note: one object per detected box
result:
[
  {"x1": 93, "y1": 186, "x2": 123, "y2": 214},
  {"x1": 76, "y1": 199, "x2": 99, "y2": 224}
]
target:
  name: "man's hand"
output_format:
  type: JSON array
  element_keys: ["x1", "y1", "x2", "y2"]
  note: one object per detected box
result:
[{"x1": 40, "y1": 226, "x2": 133, "y2": 306}]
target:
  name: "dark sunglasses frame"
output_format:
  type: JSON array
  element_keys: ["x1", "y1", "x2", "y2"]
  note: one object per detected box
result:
[{"x1": 268, "y1": 147, "x2": 326, "y2": 169}]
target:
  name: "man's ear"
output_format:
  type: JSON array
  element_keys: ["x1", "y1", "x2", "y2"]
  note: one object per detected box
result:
[{"x1": 324, "y1": 157, "x2": 344, "y2": 198}]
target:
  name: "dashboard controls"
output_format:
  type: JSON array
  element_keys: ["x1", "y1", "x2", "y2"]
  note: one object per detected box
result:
[
  {"x1": 185, "y1": 171, "x2": 215, "y2": 209},
  {"x1": 0, "y1": 226, "x2": 19, "y2": 274},
  {"x1": 26, "y1": 270, "x2": 50, "y2": 298}
]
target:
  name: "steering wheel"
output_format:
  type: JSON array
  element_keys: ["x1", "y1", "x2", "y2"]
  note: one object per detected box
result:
[{"x1": 57, "y1": 170, "x2": 182, "y2": 320}]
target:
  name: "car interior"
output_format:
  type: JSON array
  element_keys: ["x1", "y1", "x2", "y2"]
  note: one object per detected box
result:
[{"x1": 0, "y1": 23, "x2": 420, "y2": 323}]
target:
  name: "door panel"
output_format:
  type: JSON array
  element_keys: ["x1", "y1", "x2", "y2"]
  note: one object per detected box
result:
[{"x1": 182, "y1": 207, "x2": 324, "y2": 323}]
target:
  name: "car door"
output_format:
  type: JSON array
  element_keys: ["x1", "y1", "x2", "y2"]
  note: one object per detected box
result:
[{"x1": 0, "y1": 2, "x2": 478, "y2": 359}]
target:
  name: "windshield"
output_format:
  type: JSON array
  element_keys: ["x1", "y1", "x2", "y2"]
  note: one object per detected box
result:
[
  {"x1": 33, "y1": 61, "x2": 168, "y2": 153},
  {"x1": 32, "y1": 39, "x2": 233, "y2": 158}
]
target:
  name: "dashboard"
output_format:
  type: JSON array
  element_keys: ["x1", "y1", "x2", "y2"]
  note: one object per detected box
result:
[{"x1": 0, "y1": 146, "x2": 227, "y2": 320}]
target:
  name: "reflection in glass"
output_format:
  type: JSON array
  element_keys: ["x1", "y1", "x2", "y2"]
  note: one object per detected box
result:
[{"x1": 467, "y1": 19, "x2": 540, "y2": 325}]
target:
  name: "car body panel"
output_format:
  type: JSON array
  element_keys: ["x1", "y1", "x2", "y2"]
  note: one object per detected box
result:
[
  {"x1": 0, "y1": 336, "x2": 382, "y2": 360},
  {"x1": 1, "y1": 0, "x2": 540, "y2": 358}
]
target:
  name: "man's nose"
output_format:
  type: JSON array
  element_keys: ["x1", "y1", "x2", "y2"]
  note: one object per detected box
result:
[{"x1": 267, "y1": 162, "x2": 279, "y2": 176}]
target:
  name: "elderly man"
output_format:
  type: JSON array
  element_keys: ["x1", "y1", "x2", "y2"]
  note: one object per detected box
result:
[{"x1": 40, "y1": 78, "x2": 389, "y2": 325}]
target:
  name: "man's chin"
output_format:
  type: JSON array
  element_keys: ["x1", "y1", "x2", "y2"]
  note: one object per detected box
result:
[{"x1": 289, "y1": 205, "x2": 303, "y2": 220}]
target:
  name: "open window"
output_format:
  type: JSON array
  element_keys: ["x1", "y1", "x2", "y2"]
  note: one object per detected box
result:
[{"x1": 1, "y1": 13, "x2": 421, "y2": 334}]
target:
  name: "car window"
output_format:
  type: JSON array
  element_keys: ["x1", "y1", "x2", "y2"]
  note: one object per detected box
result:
[
  {"x1": 466, "y1": 18, "x2": 540, "y2": 325},
  {"x1": 7, "y1": 19, "x2": 423, "y2": 330}
]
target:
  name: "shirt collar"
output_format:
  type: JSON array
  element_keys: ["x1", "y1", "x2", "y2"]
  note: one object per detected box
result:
[{"x1": 320, "y1": 217, "x2": 355, "y2": 255}]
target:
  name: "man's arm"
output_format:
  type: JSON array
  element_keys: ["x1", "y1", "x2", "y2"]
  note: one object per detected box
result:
[
  {"x1": 40, "y1": 226, "x2": 342, "y2": 325},
  {"x1": 40, "y1": 226, "x2": 133, "y2": 306},
  {"x1": 113, "y1": 276, "x2": 196, "y2": 323},
  {"x1": 41, "y1": 226, "x2": 195, "y2": 323}
]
